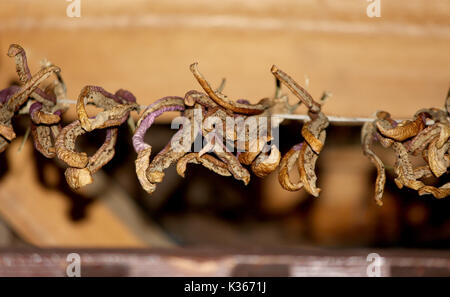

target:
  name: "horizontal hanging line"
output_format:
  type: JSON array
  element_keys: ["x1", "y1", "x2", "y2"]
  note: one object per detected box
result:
[{"x1": 59, "y1": 98, "x2": 416, "y2": 125}]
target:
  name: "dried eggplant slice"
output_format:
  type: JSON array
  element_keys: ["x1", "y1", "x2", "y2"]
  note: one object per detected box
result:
[
  {"x1": 362, "y1": 122, "x2": 386, "y2": 206},
  {"x1": 278, "y1": 143, "x2": 303, "y2": 191},
  {"x1": 176, "y1": 153, "x2": 232, "y2": 178}
]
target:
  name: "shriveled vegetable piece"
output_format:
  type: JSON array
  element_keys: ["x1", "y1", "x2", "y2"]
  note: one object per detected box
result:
[
  {"x1": 271, "y1": 65, "x2": 321, "y2": 113},
  {"x1": 362, "y1": 122, "x2": 386, "y2": 206},
  {"x1": 31, "y1": 125, "x2": 56, "y2": 158},
  {"x1": 55, "y1": 121, "x2": 89, "y2": 168},
  {"x1": 392, "y1": 142, "x2": 425, "y2": 190},
  {"x1": 176, "y1": 153, "x2": 232, "y2": 178},
  {"x1": 301, "y1": 112, "x2": 329, "y2": 154},
  {"x1": 427, "y1": 138, "x2": 449, "y2": 178},
  {"x1": 65, "y1": 128, "x2": 118, "y2": 189},
  {"x1": 76, "y1": 86, "x2": 140, "y2": 132},
  {"x1": 190, "y1": 63, "x2": 270, "y2": 115},
  {"x1": 419, "y1": 183, "x2": 450, "y2": 199},
  {"x1": 135, "y1": 147, "x2": 156, "y2": 194},
  {"x1": 298, "y1": 131, "x2": 326, "y2": 197},
  {"x1": 278, "y1": 143, "x2": 303, "y2": 191},
  {"x1": 376, "y1": 113, "x2": 425, "y2": 142},
  {"x1": 251, "y1": 143, "x2": 281, "y2": 178}
]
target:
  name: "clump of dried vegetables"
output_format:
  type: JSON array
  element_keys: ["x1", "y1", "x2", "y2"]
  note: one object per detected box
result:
[
  {"x1": 0, "y1": 44, "x2": 448, "y2": 204},
  {"x1": 362, "y1": 93, "x2": 450, "y2": 206},
  {"x1": 132, "y1": 62, "x2": 329, "y2": 197}
]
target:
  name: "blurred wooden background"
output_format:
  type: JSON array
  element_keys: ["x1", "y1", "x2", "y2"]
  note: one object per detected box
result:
[{"x1": 0, "y1": 0, "x2": 449, "y2": 248}]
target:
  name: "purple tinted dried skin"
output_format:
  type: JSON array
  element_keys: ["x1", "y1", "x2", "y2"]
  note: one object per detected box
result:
[
  {"x1": 135, "y1": 147, "x2": 156, "y2": 193},
  {"x1": 362, "y1": 121, "x2": 386, "y2": 206},
  {"x1": 190, "y1": 63, "x2": 270, "y2": 115},
  {"x1": 278, "y1": 143, "x2": 304, "y2": 191},
  {"x1": 76, "y1": 86, "x2": 140, "y2": 132},
  {"x1": 55, "y1": 121, "x2": 89, "y2": 168},
  {"x1": 132, "y1": 96, "x2": 185, "y2": 153},
  {"x1": 176, "y1": 153, "x2": 232, "y2": 178},
  {"x1": 29, "y1": 102, "x2": 61, "y2": 125}
]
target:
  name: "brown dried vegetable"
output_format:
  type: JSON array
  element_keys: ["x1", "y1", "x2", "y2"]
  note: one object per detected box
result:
[{"x1": 362, "y1": 93, "x2": 450, "y2": 205}]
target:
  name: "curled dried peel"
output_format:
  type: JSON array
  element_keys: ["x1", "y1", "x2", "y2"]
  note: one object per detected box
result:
[
  {"x1": 76, "y1": 86, "x2": 139, "y2": 132},
  {"x1": 376, "y1": 114, "x2": 425, "y2": 141},
  {"x1": 135, "y1": 147, "x2": 156, "y2": 194},
  {"x1": 278, "y1": 144, "x2": 303, "y2": 191},
  {"x1": 362, "y1": 122, "x2": 386, "y2": 206},
  {"x1": 190, "y1": 63, "x2": 270, "y2": 115},
  {"x1": 61, "y1": 127, "x2": 118, "y2": 189},
  {"x1": 29, "y1": 102, "x2": 61, "y2": 125},
  {"x1": 428, "y1": 138, "x2": 449, "y2": 178},
  {"x1": 31, "y1": 125, "x2": 56, "y2": 158},
  {"x1": 176, "y1": 153, "x2": 232, "y2": 178},
  {"x1": 251, "y1": 144, "x2": 281, "y2": 178},
  {"x1": 419, "y1": 183, "x2": 450, "y2": 199},
  {"x1": 392, "y1": 142, "x2": 425, "y2": 190},
  {"x1": 301, "y1": 112, "x2": 329, "y2": 154},
  {"x1": 55, "y1": 121, "x2": 89, "y2": 168},
  {"x1": 298, "y1": 131, "x2": 325, "y2": 197},
  {"x1": 215, "y1": 150, "x2": 251, "y2": 185},
  {"x1": 270, "y1": 65, "x2": 321, "y2": 113}
]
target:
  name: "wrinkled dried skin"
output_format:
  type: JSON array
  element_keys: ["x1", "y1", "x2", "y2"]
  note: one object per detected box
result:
[
  {"x1": 278, "y1": 144, "x2": 303, "y2": 191},
  {"x1": 362, "y1": 122, "x2": 386, "y2": 206},
  {"x1": 376, "y1": 114, "x2": 425, "y2": 142},
  {"x1": 136, "y1": 96, "x2": 185, "y2": 128},
  {"x1": 135, "y1": 147, "x2": 156, "y2": 194},
  {"x1": 301, "y1": 112, "x2": 329, "y2": 154},
  {"x1": 184, "y1": 90, "x2": 218, "y2": 109},
  {"x1": 86, "y1": 128, "x2": 118, "y2": 174},
  {"x1": 270, "y1": 65, "x2": 321, "y2": 113},
  {"x1": 29, "y1": 102, "x2": 61, "y2": 125},
  {"x1": 77, "y1": 86, "x2": 139, "y2": 131},
  {"x1": 428, "y1": 138, "x2": 449, "y2": 178},
  {"x1": 418, "y1": 183, "x2": 450, "y2": 199},
  {"x1": 406, "y1": 124, "x2": 441, "y2": 155},
  {"x1": 55, "y1": 121, "x2": 89, "y2": 168},
  {"x1": 0, "y1": 123, "x2": 16, "y2": 141},
  {"x1": 31, "y1": 125, "x2": 56, "y2": 158},
  {"x1": 6, "y1": 65, "x2": 60, "y2": 112},
  {"x1": 176, "y1": 153, "x2": 232, "y2": 178},
  {"x1": 414, "y1": 166, "x2": 435, "y2": 180},
  {"x1": 63, "y1": 128, "x2": 118, "y2": 189},
  {"x1": 65, "y1": 168, "x2": 93, "y2": 189},
  {"x1": 238, "y1": 135, "x2": 271, "y2": 165},
  {"x1": 215, "y1": 150, "x2": 251, "y2": 185},
  {"x1": 298, "y1": 131, "x2": 325, "y2": 197},
  {"x1": 190, "y1": 63, "x2": 270, "y2": 115},
  {"x1": 146, "y1": 129, "x2": 191, "y2": 184},
  {"x1": 251, "y1": 144, "x2": 281, "y2": 178},
  {"x1": 392, "y1": 142, "x2": 425, "y2": 190}
]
